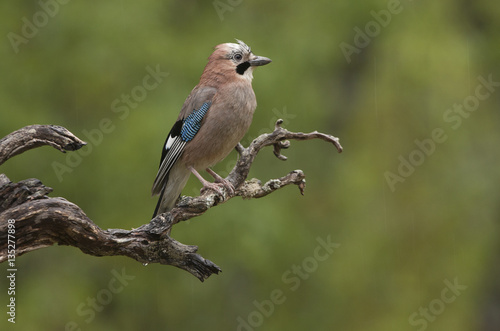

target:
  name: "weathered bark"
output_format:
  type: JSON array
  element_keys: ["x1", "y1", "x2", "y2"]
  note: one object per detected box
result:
[{"x1": 0, "y1": 121, "x2": 342, "y2": 281}]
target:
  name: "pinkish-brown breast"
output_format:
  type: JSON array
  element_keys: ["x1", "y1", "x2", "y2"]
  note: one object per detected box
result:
[{"x1": 180, "y1": 81, "x2": 257, "y2": 170}]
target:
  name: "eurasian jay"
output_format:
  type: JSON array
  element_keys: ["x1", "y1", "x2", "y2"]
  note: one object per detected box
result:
[{"x1": 152, "y1": 40, "x2": 271, "y2": 217}]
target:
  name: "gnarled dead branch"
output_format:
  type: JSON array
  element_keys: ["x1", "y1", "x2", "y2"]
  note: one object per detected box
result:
[{"x1": 0, "y1": 121, "x2": 342, "y2": 281}]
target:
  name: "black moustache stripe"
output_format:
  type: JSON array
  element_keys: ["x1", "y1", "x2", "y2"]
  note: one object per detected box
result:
[{"x1": 236, "y1": 61, "x2": 251, "y2": 75}]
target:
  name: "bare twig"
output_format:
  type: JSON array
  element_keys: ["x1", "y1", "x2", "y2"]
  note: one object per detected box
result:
[
  {"x1": 0, "y1": 121, "x2": 342, "y2": 281},
  {"x1": 0, "y1": 125, "x2": 86, "y2": 166},
  {"x1": 237, "y1": 170, "x2": 306, "y2": 199}
]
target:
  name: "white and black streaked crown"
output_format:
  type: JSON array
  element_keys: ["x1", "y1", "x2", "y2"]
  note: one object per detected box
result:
[
  {"x1": 225, "y1": 39, "x2": 252, "y2": 58},
  {"x1": 235, "y1": 39, "x2": 251, "y2": 53}
]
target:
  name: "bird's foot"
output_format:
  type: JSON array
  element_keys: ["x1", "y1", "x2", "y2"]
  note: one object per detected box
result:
[
  {"x1": 188, "y1": 166, "x2": 234, "y2": 196},
  {"x1": 206, "y1": 168, "x2": 235, "y2": 195},
  {"x1": 199, "y1": 181, "x2": 226, "y2": 196}
]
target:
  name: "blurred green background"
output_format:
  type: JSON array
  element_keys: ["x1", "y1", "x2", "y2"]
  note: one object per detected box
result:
[{"x1": 1, "y1": 0, "x2": 499, "y2": 330}]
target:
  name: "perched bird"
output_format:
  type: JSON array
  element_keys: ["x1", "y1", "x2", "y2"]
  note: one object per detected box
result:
[{"x1": 152, "y1": 40, "x2": 271, "y2": 217}]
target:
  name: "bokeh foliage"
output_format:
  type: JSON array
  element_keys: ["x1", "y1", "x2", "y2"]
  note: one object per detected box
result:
[{"x1": 1, "y1": 1, "x2": 499, "y2": 330}]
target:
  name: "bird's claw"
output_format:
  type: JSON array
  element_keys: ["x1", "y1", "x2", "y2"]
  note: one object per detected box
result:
[
  {"x1": 214, "y1": 177, "x2": 235, "y2": 196},
  {"x1": 200, "y1": 179, "x2": 234, "y2": 196},
  {"x1": 200, "y1": 182, "x2": 226, "y2": 196},
  {"x1": 205, "y1": 168, "x2": 235, "y2": 196}
]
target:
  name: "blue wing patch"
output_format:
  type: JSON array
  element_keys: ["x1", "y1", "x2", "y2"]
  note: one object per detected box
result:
[{"x1": 180, "y1": 102, "x2": 211, "y2": 142}]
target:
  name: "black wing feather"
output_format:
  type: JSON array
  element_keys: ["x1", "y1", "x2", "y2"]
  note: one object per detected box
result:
[{"x1": 151, "y1": 87, "x2": 217, "y2": 196}]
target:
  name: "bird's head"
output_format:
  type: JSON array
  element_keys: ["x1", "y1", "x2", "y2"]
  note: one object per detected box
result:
[{"x1": 203, "y1": 39, "x2": 271, "y2": 83}]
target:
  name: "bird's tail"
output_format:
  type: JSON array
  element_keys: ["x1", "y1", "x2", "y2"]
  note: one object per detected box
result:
[{"x1": 152, "y1": 164, "x2": 191, "y2": 218}]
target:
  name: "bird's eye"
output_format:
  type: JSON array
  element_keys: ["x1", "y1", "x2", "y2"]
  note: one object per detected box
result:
[{"x1": 234, "y1": 53, "x2": 243, "y2": 61}]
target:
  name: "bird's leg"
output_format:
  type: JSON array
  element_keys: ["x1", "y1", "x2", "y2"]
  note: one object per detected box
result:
[
  {"x1": 206, "y1": 168, "x2": 235, "y2": 195},
  {"x1": 188, "y1": 166, "x2": 226, "y2": 195}
]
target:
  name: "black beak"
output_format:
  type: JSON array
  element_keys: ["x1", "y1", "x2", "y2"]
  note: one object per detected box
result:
[{"x1": 249, "y1": 55, "x2": 272, "y2": 67}]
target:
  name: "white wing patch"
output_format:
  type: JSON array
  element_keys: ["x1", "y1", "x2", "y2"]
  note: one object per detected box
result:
[
  {"x1": 165, "y1": 135, "x2": 176, "y2": 150},
  {"x1": 152, "y1": 136, "x2": 187, "y2": 195}
]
